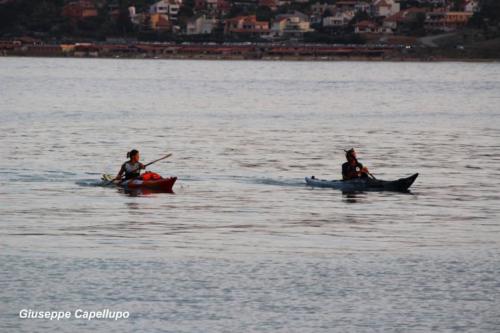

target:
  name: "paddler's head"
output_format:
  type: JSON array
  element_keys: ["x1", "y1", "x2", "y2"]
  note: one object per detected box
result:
[
  {"x1": 127, "y1": 149, "x2": 140, "y2": 163},
  {"x1": 345, "y1": 148, "x2": 356, "y2": 163}
]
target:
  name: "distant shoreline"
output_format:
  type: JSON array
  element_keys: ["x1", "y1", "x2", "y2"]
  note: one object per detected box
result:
[
  {"x1": 2, "y1": 40, "x2": 498, "y2": 63},
  {"x1": 2, "y1": 53, "x2": 498, "y2": 63}
]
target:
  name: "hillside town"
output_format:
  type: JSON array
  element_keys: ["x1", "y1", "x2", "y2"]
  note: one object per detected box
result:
[
  {"x1": 143, "y1": 0, "x2": 476, "y2": 38},
  {"x1": 0, "y1": 0, "x2": 499, "y2": 60}
]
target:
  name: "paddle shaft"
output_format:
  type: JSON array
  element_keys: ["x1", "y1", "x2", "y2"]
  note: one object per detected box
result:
[{"x1": 141, "y1": 153, "x2": 172, "y2": 170}]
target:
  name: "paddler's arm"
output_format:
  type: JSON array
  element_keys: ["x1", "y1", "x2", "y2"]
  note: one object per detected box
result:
[
  {"x1": 113, "y1": 164, "x2": 126, "y2": 182},
  {"x1": 356, "y1": 160, "x2": 369, "y2": 176},
  {"x1": 342, "y1": 163, "x2": 348, "y2": 180}
]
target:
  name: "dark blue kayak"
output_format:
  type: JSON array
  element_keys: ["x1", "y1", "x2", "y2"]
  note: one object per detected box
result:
[{"x1": 305, "y1": 173, "x2": 419, "y2": 192}]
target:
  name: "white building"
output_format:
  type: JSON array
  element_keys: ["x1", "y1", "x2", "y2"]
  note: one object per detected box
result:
[
  {"x1": 187, "y1": 15, "x2": 217, "y2": 34},
  {"x1": 464, "y1": 0, "x2": 479, "y2": 13},
  {"x1": 355, "y1": 1, "x2": 371, "y2": 13},
  {"x1": 150, "y1": 0, "x2": 181, "y2": 20},
  {"x1": 271, "y1": 12, "x2": 312, "y2": 38},
  {"x1": 323, "y1": 11, "x2": 355, "y2": 28},
  {"x1": 372, "y1": 0, "x2": 400, "y2": 18}
]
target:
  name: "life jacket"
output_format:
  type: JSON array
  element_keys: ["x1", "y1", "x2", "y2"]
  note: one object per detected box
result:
[
  {"x1": 342, "y1": 161, "x2": 364, "y2": 180},
  {"x1": 122, "y1": 162, "x2": 142, "y2": 180}
]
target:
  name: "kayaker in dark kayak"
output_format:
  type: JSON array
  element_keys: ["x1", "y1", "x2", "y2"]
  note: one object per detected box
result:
[
  {"x1": 342, "y1": 148, "x2": 370, "y2": 180},
  {"x1": 113, "y1": 149, "x2": 145, "y2": 181}
]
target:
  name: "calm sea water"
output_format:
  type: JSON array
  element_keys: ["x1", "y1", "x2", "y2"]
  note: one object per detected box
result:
[{"x1": 1, "y1": 57, "x2": 500, "y2": 332}]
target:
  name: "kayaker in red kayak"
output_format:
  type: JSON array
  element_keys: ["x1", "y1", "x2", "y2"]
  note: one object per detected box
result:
[
  {"x1": 113, "y1": 149, "x2": 145, "y2": 181},
  {"x1": 342, "y1": 148, "x2": 370, "y2": 180}
]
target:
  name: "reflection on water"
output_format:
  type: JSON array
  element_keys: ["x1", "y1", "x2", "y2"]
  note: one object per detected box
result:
[
  {"x1": 125, "y1": 202, "x2": 141, "y2": 210},
  {"x1": 120, "y1": 187, "x2": 175, "y2": 197},
  {"x1": 342, "y1": 190, "x2": 415, "y2": 203},
  {"x1": 342, "y1": 192, "x2": 362, "y2": 203},
  {"x1": 1, "y1": 58, "x2": 500, "y2": 332}
]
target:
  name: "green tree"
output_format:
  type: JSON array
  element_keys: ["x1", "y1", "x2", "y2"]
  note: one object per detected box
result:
[
  {"x1": 322, "y1": 9, "x2": 333, "y2": 18},
  {"x1": 178, "y1": 6, "x2": 195, "y2": 29},
  {"x1": 450, "y1": 0, "x2": 462, "y2": 11},
  {"x1": 479, "y1": 0, "x2": 500, "y2": 22},
  {"x1": 226, "y1": 5, "x2": 248, "y2": 19},
  {"x1": 116, "y1": 9, "x2": 135, "y2": 35},
  {"x1": 256, "y1": 6, "x2": 273, "y2": 22},
  {"x1": 349, "y1": 10, "x2": 370, "y2": 26},
  {"x1": 408, "y1": 12, "x2": 426, "y2": 36},
  {"x1": 182, "y1": 0, "x2": 196, "y2": 10},
  {"x1": 469, "y1": 0, "x2": 500, "y2": 30}
]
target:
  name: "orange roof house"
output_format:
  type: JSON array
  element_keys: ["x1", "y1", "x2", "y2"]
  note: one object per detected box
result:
[
  {"x1": 425, "y1": 11, "x2": 473, "y2": 32},
  {"x1": 150, "y1": 13, "x2": 172, "y2": 31},
  {"x1": 62, "y1": 0, "x2": 98, "y2": 20},
  {"x1": 355, "y1": 20, "x2": 379, "y2": 34},
  {"x1": 224, "y1": 15, "x2": 269, "y2": 34},
  {"x1": 258, "y1": 0, "x2": 278, "y2": 11}
]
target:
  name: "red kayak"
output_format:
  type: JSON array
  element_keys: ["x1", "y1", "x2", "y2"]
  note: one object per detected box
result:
[
  {"x1": 120, "y1": 176, "x2": 177, "y2": 192},
  {"x1": 102, "y1": 173, "x2": 177, "y2": 193}
]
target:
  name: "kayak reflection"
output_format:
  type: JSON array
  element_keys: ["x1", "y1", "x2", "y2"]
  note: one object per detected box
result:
[{"x1": 118, "y1": 187, "x2": 175, "y2": 197}]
